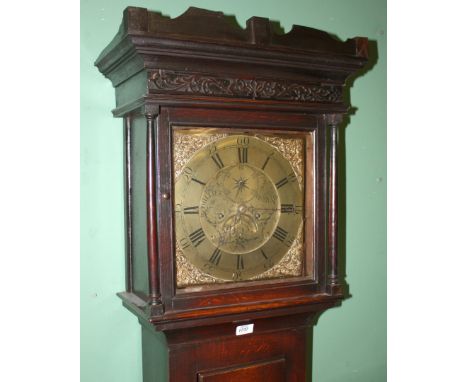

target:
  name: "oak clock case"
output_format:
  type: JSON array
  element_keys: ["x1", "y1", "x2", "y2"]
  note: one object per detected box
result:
[{"x1": 95, "y1": 6, "x2": 368, "y2": 382}]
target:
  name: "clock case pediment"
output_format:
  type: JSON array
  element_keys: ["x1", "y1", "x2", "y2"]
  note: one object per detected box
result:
[{"x1": 95, "y1": 6, "x2": 368, "y2": 329}]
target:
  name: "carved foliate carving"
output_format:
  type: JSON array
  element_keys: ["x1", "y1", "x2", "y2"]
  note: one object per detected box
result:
[{"x1": 149, "y1": 70, "x2": 342, "y2": 103}]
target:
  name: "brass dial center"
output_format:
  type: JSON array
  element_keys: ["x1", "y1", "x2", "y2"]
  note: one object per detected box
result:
[{"x1": 200, "y1": 164, "x2": 280, "y2": 255}]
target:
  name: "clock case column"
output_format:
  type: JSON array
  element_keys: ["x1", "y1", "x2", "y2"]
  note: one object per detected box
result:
[{"x1": 96, "y1": 6, "x2": 368, "y2": 382}]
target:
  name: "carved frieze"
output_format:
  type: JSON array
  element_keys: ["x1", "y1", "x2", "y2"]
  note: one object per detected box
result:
[{"x1": 148, "y1": 69, "x2": 342, "y2": 103}]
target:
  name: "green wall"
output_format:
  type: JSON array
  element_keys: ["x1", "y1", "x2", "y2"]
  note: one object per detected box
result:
[{"x1": 81, "y1": 1, "x2": 386, "y2": 381}]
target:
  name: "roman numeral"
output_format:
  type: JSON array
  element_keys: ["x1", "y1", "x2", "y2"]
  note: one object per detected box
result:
[
  {"x1": 285, "y1": 237, "x2": 294, "y2": 247},
  {"x1": 281, "y1": 204, "x2": 295, "y2": 213},
  {"x1": 209, "y1": 248, "x2": 222, "y2": 265},
  {"x1": 183, "y1": 206, "x2": 199, "y2": 214},
  {"x1": 180, "y1": 237, "x2": 190, "y2": 250},
  {"x1": 275, "y1": 177, "x2": 288, "y2": 189},
  {"x1": 260, "y1": 249, "x2": 268, "y2": 259},
  {"x1": 238, "y1": 147, "x2": 248, "y2": 163},
  {"x1": 261, "y1": 154, "x2": 273, "y2": 170},
  {"x1": 272, "y1": 226, "x2": 288, "y2": 242},
  {"x1": 275, "y1": 173, "x2": 296, "y2": 189},
  {"x1": 211, "y1": 152, "x2": 224, "y2": 169},
  {"x1": 189, "y1": 228, "x2": 205, "y2": 247},
  {"x1": 191, "y1": 178, "x2": 206, "y2": 186},
  {"x1": 237, "y1": 255, "x2": 244, "y2": 270}
]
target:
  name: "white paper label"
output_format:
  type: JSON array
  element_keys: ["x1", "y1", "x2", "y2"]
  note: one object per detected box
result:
[{"x1": 235, "y1": 323, "x2": 254, "y2": 336}]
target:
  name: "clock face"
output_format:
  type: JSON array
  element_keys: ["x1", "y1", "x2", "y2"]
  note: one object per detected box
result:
[{"x1": 175, "y1": 134, "x2": 303, "y2": 281}]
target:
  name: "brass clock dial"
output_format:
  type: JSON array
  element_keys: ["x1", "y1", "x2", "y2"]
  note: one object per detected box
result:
[{"x1": 175, "y1": 135, "x2": 303, "y2": 281}]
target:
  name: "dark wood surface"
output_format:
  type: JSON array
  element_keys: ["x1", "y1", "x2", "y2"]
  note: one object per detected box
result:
[
  {"x1": 197, "y1": 359, "x2": 286, "y2": 382},
  {"x1": 95, "y1": 6, "x2": 368, "y2": 118},
  {"x1": 117, "y1": 107, "x2": 344, "y2": 330},
  {"x1": 95, "y1": 6, "x2": 369, "y2": 381},
  {"x1": 141, "y1": 312, "x2": 317, "y2": 382}
]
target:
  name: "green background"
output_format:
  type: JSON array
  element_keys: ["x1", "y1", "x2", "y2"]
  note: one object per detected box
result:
[{"x1": 81, "y1": 0, "x2": 386, "y2": 381}]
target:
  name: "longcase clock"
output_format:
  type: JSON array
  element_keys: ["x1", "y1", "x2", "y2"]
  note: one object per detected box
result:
[{"x1": 95, "y1": 6, "x2": 368, "y2": 381}]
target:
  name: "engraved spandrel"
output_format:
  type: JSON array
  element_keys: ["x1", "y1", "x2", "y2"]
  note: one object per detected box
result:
[{"x1": 173, "y1": 133, "x2": 228, "y2": 179}]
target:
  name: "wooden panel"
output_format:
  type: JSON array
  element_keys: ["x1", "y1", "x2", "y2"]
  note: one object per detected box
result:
[
  {"x1": 166, "y1": 324, "x2": 309, "y2": 381},
  {"x1": 198, "y1": 358, "x2": 285, "y2": 382}
]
